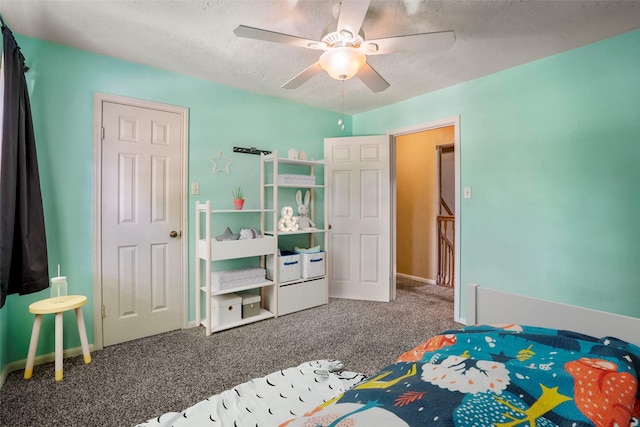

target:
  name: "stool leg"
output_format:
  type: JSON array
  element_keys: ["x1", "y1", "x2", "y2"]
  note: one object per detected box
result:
[
  {"x1": 55, "y1": 312, "x2": 63, "y2": 382},
  {"x1": 75, "y1": 307, "x2": 91, "y2": 364},
  {"x1": 24, "y1": 315, "x2": 43, "y2": 380}
]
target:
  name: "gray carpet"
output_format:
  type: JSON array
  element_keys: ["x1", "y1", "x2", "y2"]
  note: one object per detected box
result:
[{"x1": 0, "y1": 280, "x2": 461, "y2": 427}]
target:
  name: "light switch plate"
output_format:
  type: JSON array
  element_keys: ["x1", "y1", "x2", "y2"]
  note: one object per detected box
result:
[
  {"x1": 192, "y1": 182, "x2": 200, "y2": 195},
  {"x1": 464, "y1": 187, "x2": 472, "y2": 199}
]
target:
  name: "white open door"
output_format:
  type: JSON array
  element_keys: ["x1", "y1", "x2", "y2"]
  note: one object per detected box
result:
[{"x1": 324, "y1": 135, "x2": 392, "y2": 302}]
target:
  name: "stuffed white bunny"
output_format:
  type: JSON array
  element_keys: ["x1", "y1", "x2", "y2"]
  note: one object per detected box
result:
[{"x1": 296, "y1": 190, "x2": 315, "y2": 229}]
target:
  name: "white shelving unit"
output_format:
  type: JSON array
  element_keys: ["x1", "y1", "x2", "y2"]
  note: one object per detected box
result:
[
  {"x1": 261, "y1": 151, "x2": 329, "y2": 316},
  {"x1": 194, "y1": 200, "x2": 277, "y2": 335}
]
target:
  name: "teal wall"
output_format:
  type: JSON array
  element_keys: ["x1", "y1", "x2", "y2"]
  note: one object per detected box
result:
[
  {"x1": 1, "y1": 35, "x2": 351, "y2": 367},
  {"x1": 354, "y1": 29, "x2": 640, "y2": 319}
]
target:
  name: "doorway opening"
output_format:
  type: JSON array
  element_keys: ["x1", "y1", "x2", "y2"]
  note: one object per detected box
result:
[{"x1": 390, "y1": 116, "x2": 460, "y2": 321}]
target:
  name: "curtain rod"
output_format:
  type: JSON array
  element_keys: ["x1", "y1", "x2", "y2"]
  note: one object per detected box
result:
[{"x1": 0, "y1": 18, "x2": 31, "y2": 72}]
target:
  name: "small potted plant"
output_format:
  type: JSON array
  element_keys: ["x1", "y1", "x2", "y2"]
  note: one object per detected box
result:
[{"x1": 232, "y1": 186, "x2": 245, "y2": 210}]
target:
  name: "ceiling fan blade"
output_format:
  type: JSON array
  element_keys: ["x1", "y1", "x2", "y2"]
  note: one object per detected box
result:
[
  {"x1": 363, "y1": 30, "x2": 455, "y2": 55},
  {"x1": 282, "y1": 62, "x2": 324, "y2": 89},
  {"x1": 357, "y1": 63, "x2": 390, "y2": 93},
  {"x1": 337, "y1": 0, "x2": 371, "y2": 36},
  {"x1": 234, "y1": 25, "x2": 326, "y2": 50}
]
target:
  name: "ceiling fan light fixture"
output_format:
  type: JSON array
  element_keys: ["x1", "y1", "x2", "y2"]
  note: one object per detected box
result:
[{"x1": 319, "y1": 47, "x2": 366, "y2": 80}]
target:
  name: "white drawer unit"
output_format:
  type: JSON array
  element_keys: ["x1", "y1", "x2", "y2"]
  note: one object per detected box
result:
[{"x1": 278, "y1": 277, "x2": 327, "y2": 316}]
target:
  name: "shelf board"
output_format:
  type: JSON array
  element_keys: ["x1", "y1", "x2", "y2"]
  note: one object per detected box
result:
[
  {"x1": 212, "y1": 209, "x2": 274, "y2": 213},
  {"x1": 263, "y1": 183, "x2": 325, "y2": 189},
  {"x1": 196, "y1": 205, "x2": 274, "y2": 213},
  {"x1": 203, "y1": 309, "x2": 275, "y2": 333},
  {"x1": 263, "y1": 155, "x2": 324, "y2": 167},
  {"x1": 264, "y1": 229, "x2": 327, "y2": 236},
  {"x1": 201, "y1": 280, "x2": 275, "y2": 296}
]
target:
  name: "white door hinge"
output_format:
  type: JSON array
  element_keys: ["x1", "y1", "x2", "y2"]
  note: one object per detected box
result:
[
  {"x1": 101, "y1": 305, "x2": 106, "y2": 318},
  {"x1": 101, "y1": 127, "x2": 105, "y2": 140}
]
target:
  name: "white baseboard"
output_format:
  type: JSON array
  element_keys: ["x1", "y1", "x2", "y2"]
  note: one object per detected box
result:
[
  {"x1": 1, "y1": 344, "x2": 95, "y2": 387},
  {"x1": 0, "y1": 362, "x2": 8, "y2": 389},
  {"x1": 396, "y1": 273, "x2": 436, "y2": 285},
  {"x1": 187, "y1": 320, "x2": 199, "y2": 328}
]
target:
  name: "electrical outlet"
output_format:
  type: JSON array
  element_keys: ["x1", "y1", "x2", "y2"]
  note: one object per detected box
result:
[{"x1": 192, "y1": 182, "x2": 200, "y2": 195}]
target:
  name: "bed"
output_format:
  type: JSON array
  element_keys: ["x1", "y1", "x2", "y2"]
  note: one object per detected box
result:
[{"x1": 136, "y1": 284, "x2": 640, "y2": 427}]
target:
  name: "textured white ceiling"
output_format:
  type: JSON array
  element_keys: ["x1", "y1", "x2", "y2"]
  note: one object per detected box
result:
[{"x1": 1, "y1": 0, "x2": 639, "y2": 114}]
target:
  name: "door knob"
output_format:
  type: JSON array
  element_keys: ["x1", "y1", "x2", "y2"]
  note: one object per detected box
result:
[{"x1": 169, "y1": 231, "x2": 179, "y2": 238}]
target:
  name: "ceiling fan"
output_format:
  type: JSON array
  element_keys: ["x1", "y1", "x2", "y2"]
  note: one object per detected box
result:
[{"x1": 233, "y1": 0, "x2": 455, "y2": 93}]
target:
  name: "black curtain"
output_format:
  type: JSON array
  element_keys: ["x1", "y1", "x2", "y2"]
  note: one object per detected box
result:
[{"x1": 0, "y1": 22, "x2": 49, "y2": 308}]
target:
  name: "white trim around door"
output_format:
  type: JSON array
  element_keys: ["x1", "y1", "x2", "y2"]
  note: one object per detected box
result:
[{"x1": 388, "y1": 116, "x2": 461, "y2": 322}]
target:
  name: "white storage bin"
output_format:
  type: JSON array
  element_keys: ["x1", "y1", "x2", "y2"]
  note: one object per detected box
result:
[
  {"x1": 300, "y1": 251, "x2": 325, "y2": 279},
  {"x1": 212, "y1": 267, "x2": 266, "y2": 291},
  {"x1": 277, "y1": 174, "x2": 316, "y2": 186},
  {"x1": 213, "y1": 293, "x2": 242, "y2": 325},
  {"x1": 267, "y1": 251, "x2": 301, "y2": 283}
]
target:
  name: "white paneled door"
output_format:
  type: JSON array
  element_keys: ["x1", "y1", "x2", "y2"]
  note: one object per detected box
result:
[
  {"x1": 101, "y1": 101, "x2": 183, "y2": 346},
  {"x1": 324, "y1": 135, "x2": 392, "y2": 302}
]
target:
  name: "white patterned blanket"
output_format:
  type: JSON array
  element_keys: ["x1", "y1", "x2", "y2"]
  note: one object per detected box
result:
[{"x1": 134, "y1": 360, "x2": 367, "y2": 427}]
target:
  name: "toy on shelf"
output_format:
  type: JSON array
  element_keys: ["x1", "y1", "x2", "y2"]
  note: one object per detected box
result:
[
  {"x1": 215, "y1": 227, "x2": 240, "y2": 241},
  {"x1": 296, "y1": 190, "x2": 315, "y2": 229},
  {"x1": 278, "y1": 206, "x2": 299, "y2": 232},
  {"x1": 239, "y1": 228, "x2": 258, "y2": 239}
]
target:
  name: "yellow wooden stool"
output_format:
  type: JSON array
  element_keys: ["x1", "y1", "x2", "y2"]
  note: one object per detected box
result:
[{"x1": 24, "y1": 295, "x2": 92, "y2": 381}]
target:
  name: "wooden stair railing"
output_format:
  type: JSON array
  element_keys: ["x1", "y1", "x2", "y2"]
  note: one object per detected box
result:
[
  {"x1": 440, "y1": 197, "x2": 453, "y2": 216},
  {"x1": 437, "y1": 215, "x2": 455, "y2": 287}
]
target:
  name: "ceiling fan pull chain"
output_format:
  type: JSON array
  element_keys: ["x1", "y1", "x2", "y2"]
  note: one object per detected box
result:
[{"x1": 338, "y1": 79, "x2": 345, "y2": 131}]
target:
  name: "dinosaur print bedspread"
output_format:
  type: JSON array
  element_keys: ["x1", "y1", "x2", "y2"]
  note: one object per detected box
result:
[{"x1": 281, "y1": 325, "x2": 640, "y2": 427}]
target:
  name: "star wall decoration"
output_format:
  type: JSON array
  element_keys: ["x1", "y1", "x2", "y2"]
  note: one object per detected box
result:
[{"x1": 209, "y1": 151, "x2": 232, "y2": 174}]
